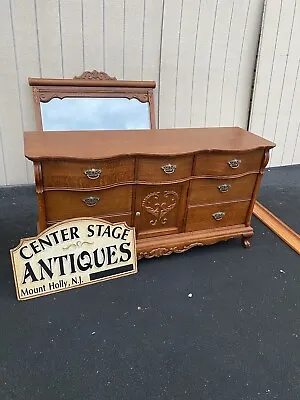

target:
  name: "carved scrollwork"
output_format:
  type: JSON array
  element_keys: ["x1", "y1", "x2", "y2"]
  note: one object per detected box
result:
[
  {"x1": 32, "y1": 87, "x2": 40, "y2": 103},
  {"x1": 142, "y1": 191, "x2": 179, "y2": 226},
  {"x1": 39, "y1": 92, "x2": 65, "y2": 103},
  {"x1": 260, "y1": 149, "x2": 270, "y2": 173},
  {"x1": 38, "y1": 90, "x2": 149, "y2": 103},
  {"x1": 125, "y1": 93, "x2": 149, "y2": 103},
  {"x1": 33, "y1": 162, "x2": 44, "y2": 193},
  {"x1": 137, "y1": 242, "x2": 204, "y2": 259},
  {"x1": 74, "y1": 70, "x2": 117, "y2": 80}
]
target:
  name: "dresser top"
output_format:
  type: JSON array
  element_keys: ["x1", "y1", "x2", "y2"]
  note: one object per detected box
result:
[{"x1": 24, "y1": 127, "x2": 275, "y2": 161}]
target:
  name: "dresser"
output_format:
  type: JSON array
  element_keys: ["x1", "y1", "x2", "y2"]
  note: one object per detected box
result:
[{"x1": 24, "y1": 127, "x2": 275, "y2": 259}]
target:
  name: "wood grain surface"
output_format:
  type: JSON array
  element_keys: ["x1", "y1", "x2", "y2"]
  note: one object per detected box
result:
[{"x1": 24, "y1": 127, "x2": 275, "y2": 161}]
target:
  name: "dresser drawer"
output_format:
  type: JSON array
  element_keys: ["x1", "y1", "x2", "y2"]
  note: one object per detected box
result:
[
  {"x1": 186, "y1": 201, "x2": 250, "y2": 232},
  {"x1": 42, "y1": 158, "x2": 134, "y2": 188},
  {"x1": 189, "y1": 174, "x2": 257, "y2": 205},
  {"x1": 194, "y1": 150, "x2": 264, "y2": 177},
  {"x1": 137, "y1": 155, "x2": 193, "y2": 182},
  {"x1": 44, "y1": 186, "x2": 132, "y2": 221}
]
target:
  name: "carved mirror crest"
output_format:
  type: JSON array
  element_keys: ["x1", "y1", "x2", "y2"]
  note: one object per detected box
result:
[{"x1": 29, "y1": 71, "x2": 156, "y2": 132}]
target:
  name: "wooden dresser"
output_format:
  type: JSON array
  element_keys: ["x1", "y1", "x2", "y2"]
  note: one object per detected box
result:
[{"x1": 24, "y1": 127, "x2": 275, "y2": 259}]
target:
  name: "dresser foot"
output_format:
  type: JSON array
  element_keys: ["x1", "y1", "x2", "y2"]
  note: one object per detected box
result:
[{"x1": 242, "y1": 236, "x2": 251, "y2": 248}]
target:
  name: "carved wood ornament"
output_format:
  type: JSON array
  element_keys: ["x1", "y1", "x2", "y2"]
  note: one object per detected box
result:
[
  {"x1": 142, "y1": 191, "x2": 179, "y2": 226},
  {"x1": 74, "y1": 70, "x2": 117, "y2": 80}
]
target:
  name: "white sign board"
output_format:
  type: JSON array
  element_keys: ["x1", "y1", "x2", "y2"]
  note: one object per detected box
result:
[{"x1": 10, "y1": 218, "x2": 137, "y2": 301}]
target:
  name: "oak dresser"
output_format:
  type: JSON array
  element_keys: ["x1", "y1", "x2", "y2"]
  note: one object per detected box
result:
[{"x1": 24, "y1": 127, "x2": 275, "y2": 259}]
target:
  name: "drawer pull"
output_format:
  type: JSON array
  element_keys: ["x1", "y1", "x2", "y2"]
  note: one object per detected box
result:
[
  {"x1": 84, "y1": 168, "x2": 102, "y2": 180},
  {"x1": 161, "y1": 164, "x2": 176, "y2": 174},
  {"x1": 228, "y1": 159, "x2": 241, "y2": 169},
  {"x1": 217, "y1": 184, "x2": 231, "y2": 193},
  {"x1": 212, "y1": 212, "x2": 225, "y2": 221},
  {"x1": 82, "y1": 196, "x2": 100, "y2": 207}
]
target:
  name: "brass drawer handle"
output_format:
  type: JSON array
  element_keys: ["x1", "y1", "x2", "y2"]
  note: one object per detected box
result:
[
  {"x1": 217, "y1": 184, "x2": 231, "y2": 193},
  {"x1": 84, "y1": 168, "x2": 102, "y2": 180},
  {"x1": 82, "y1": 196, "x2": 100, "y2": 207},
  {"x1": 228, "y1": 159, "x2": 241, "y2": 169},
  {"x1": 212, "y1": 212, "x2": 225, "y2": 221},
  {"x1": 161, "y1": 164, "x2": 176, "y2": 174}
]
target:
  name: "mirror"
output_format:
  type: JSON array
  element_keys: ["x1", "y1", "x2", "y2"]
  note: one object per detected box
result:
[
  {"x1": 41, "y1": 97, "x2": 151, "y2": 131},
  {"x1": 29, "y1": 71, "x2": 156, "y2": 131}
]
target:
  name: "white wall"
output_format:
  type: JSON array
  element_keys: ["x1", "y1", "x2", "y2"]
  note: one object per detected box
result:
[
  {"x1": 0, "y1": 0, "x2": 264, "y2": 186},
  {"x1": 249, "y1": 0, "x2": 300, "y2": 167}
]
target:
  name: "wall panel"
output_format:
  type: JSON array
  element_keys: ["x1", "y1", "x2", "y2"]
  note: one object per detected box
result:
[
  {"x1": 123, "y1": 0, "x2": 144, "y2": 80},
  {"x1": 174, "y1": 0, "x2": 201, "y2": 128},
  {"x1": 82, "y1": 0, "x2": 104, "y2": 72},
  {"x1": 219, "y1": 0, "x2": 250, "y2": 126},
  {"x1": 35, "y1": 0, "x2": 63, "y2": 77},
  {"x1": 0, "y1": 0, "x2": 28, "y2": 185},
  {"x1": 2, "y1": 0, "x2": 288, "y2": 185},
  {"x1": 104, "y1": 0, "x2": 125, "y2": 79},
  {"x1": 11, "y1": 0, "x2": 41, "y2": 183},
  {"x1": 60, "y1": 0, "x2": 84, "y2": 77},
  {"x1": 250, "y1": 0, "x2": 300, "y2": 166},
  {"x1": 233, "y1": 0, "x2": 264, "y2": 127},
  {"x1": 190, "y1": 0, "x2": 219, "y2": 128},
  {"x1": 158, "y1": 0, "x2": 183, "y2": 128},
  {"x1": 142, "y1": 0, "x2": 164, "y2": 120}
]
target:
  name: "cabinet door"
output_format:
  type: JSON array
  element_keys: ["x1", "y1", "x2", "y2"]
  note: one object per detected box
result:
[{"x1": 134, "y1": 183, "x2": 188, "y2": 239}]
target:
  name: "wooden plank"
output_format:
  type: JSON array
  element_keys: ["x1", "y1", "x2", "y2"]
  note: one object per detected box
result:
[
  {"x1": 82, "y1": 0, "x2": 104, "y2": 72},
  {"x1": 35, "y1": 0, "x2": 63, "y2": 77},
  {"x1": 60, "y1": 0, "x2": 84, "y2": 77},
  {"x1": 220, "y1": 0, "x2": 250, "y2": 126},
  {"x1": 175, "y1": 0, "x2": 201, "y2": 128},
  {"x1": 190, "y1": 0, "x2": 218, "y2": 127},
  {"x1": 123, "y1": 0, "x2": 144, "y2": 80},
  {"x1": 104, "y1": 0, "x2": 125, "y2": 79},
  {"x1": 0, "y1": 0, "x2": 27, "y2": 185},
  {"x1": 11, "y1": 0, "x2": 41, "y2": 183},
  {"x1": 142, "y1": 0, "x2": 164, "y2": 123},
  {"x1": 254, "y1": 201, "x2": 300, "y2": 255},
  {"x1": 159, "y1": 0, "x2": 183, "y2": 129}
]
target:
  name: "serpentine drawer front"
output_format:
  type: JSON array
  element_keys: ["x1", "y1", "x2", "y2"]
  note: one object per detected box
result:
[
  {"x1": 44, "y1": 186, "x2": 132, "y2": 221},
  {"x1": 24, "y1": 127, "x2": 275, "y2": 259},
  {"x1": 137, "y1": 155, "x2": 193, "y2": 182},
  {"x1": 194, "y1": 150, "x2": 264, "y2": 176},
  {"x1": 43, "y1": 158, "x2": 134, "y2": 188}
]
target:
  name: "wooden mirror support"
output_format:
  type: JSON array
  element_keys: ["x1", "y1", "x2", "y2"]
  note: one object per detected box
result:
[{"x1": 29, "y1": 71, "x2": 156, "y2": 131}]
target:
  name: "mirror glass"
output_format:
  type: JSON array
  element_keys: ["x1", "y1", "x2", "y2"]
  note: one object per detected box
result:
[{"x1": 40, "y1": 97, "x2": 151, "y2": 131}]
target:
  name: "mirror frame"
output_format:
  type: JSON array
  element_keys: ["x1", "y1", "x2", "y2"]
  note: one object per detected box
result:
[{"x1": 28, "y1": 70, "x2": 156, "y2": 131}]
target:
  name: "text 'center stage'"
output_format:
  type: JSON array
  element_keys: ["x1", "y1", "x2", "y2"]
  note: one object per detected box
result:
[{"x1": 10, "y1": 217, "x2": 137, "y2": 301}]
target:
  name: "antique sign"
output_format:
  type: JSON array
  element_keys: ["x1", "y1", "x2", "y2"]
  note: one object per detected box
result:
[{"x1": 10, "y1": 218, "x2": 137, "y2": 301}]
